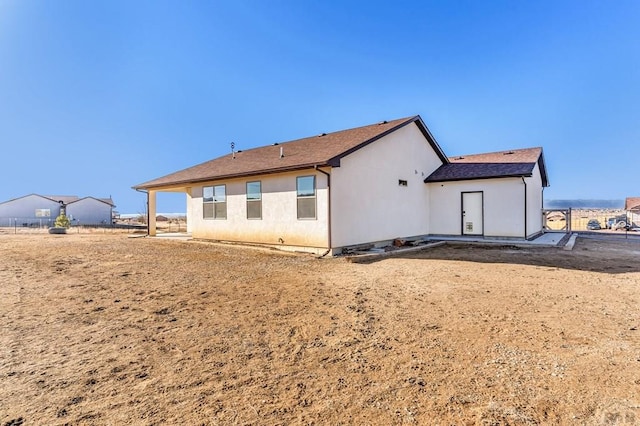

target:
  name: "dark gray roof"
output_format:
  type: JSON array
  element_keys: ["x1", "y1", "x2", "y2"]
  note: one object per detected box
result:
[{"x1": 425, "y1": 147, "x2": 549, "y2": 186}]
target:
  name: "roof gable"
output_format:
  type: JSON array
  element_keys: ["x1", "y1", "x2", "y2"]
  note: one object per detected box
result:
[
  {"x1": 0, "y1": 194, "x2": 115, "y2": 207},
  {"x1": 134, "y1": 115, "x2": 448, "y2": 189},
  {"x1": 67, "y1": 196, "x2": 116, "y2": 207},
  {"x1": 425, "y1": 147, "x2": 549, "y2": 186},
  {"x1": 42, "y1": 195, "x2": 80, "y2": 204},
  {"x1": 0, "y1": 194, "x2": 79, "y2": 206}
]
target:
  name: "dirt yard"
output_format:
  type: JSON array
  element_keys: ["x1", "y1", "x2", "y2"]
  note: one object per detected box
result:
[{"x1": 1, "y1": 234, "x2": 639, "y2": 425}]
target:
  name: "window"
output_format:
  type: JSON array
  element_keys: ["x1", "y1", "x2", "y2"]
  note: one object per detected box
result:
[
  {"x1": 246, "y1": 181, "x2": 262, "y2": 219},
  {"x1": 203, "y1": 185, "x2": 226, "y2": 219},
  {"x1": 296, "y1": 176, "x2": 316, "y2": 219},
  {"x1": 35, "y1": 209, "x2": 51, "y2": 217}
]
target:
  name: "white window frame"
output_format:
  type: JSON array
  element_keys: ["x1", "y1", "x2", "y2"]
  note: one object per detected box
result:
[
  {"x1": 203, "y1": 185, "x2": 227, "y2": 219},
  {"x1": 296, "y1": 175, "x2": 316, "y2": 220},
  {"x1": 246, "y1": 181, "x2": 262, "y2": 220}
]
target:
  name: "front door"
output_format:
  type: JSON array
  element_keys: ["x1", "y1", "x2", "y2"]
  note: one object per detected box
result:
[{"x1": 462, "y1": 192, "x2": 483, "y2": 235}]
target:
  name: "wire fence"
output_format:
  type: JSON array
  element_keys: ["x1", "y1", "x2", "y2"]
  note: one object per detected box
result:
[
  {"x1": 544, "y1": 209, "x2": 639, "y2": 233},
  {"x1": 0, "y1": 217, "x2": 187, "y2": 234}
]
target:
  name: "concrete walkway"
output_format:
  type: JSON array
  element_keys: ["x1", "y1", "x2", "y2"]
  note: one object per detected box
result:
[{"x1": 426, "y1": 231, "x2": 569, "y2": 247}]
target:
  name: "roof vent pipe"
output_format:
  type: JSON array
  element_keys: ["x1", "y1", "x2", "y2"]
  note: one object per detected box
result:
[{"x1": 280, "y1": 146, "x2": 284, "y2": 158}]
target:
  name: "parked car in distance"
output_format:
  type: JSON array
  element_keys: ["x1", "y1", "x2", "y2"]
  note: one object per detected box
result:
[
  {"x1": 607, "y1": 215, "x2": 631, "y2": 230},
  {"x1": 613, "y1": 220, "x2": 633, "y2": 231},
  {"x1": 586, "y1": 219, "x2": 602, "y2": 230}
]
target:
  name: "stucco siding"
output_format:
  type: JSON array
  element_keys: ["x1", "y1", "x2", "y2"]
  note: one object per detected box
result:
[
  {"x1": 188, "y1": 170, "x2": 329, "y2": 249},
  {"x1": 0, "y1": 195, "x2": 61, "y2": 227},
  {"x1": 525, "y1": 163, "x2": 544, "y2": 237},
  {"x1": 186, "y1": 189, "x2": 193, "y2": 233},
  {"x1": 429, "y1": 178, "x2": 527, "y2": 238},
  {"x1": 330, "y1": 122, "x2": 443, "y2": 247},
  {"x1": 66, "y1": 199, "x2": 113, "y2": 225}
]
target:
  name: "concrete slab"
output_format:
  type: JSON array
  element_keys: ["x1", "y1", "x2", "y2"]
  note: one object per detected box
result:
[
  {"x1": 154, "y1": 232, "x2": 192, "y2": 241},
  {"x1": 425, "y1": 232, "x2": 569, "y2": 247},
  {"x1": 563, "y1": 233, "x2": 578, "y2": 251}
]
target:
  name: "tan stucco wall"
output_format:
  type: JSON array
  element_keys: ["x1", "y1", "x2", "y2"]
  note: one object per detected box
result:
[
  {"x1": 428, "y1": 177, "x2": 528, "y2": 238},
  {"x1": 188, "y1": 170, "x2": 329, "y2": 249},
  {"x1": 185, "y1": 189, "x2": 193, "y2": 233},
  {"x1": 330, "y1": 122, "x2": 444, "y2": 247}
]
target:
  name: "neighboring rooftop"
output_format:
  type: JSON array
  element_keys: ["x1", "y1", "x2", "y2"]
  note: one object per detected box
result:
[
  {"x1": 625, "y1": 197, "x2": 640, "y2": 211},
  {"x1": 424, "y1": 147, "x2": 549, "y2": 186},
  {"x1": 0, "y1": 194, "x2": 116, "y2": 207},
  {"x1": 134, "y1": 116, "x2": 447, "y2": 189},
  {"x1": 43, "y1": 195, "x2": 80, "y2": 204}
]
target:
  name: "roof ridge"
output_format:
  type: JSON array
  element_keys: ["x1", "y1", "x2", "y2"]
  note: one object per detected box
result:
[
  {"x1": 133, "y1": 115, "x2": 432, "y2": 189},
  {"x1": 451, "y1": 146, "x2": 541, "y2": 159}
]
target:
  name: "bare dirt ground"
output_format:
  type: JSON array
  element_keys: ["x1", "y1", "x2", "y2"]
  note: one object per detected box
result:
[{"x1": 1, "y1": 233, "x2": 639, "y2": 425}]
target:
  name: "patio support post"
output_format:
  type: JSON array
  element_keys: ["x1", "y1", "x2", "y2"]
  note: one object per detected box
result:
[{"x1": 148, "y1": 190, "x2": 157, "y2": 236}]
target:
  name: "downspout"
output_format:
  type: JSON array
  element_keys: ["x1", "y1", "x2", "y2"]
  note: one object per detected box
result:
[
  {"x1": 135, "y1": 188, "x2": 149, "y2": 237},
  {"x1": 315, "y1": 166, "x2": 332, "y2": 257},
  {"x1": 521, "y1": 177, "x2": 527, "y2": 239}
]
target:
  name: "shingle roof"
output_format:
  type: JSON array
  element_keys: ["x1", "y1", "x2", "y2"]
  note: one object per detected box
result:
[
  {"x1": 134, "y1": 115, "x2": 448, "y2": 189},
  {"x1": 625, "y1": 197, "x2": 640, "y2": 211},
  {"x1": 424, "y1": 147, "x2": 549, "y2": 186}
]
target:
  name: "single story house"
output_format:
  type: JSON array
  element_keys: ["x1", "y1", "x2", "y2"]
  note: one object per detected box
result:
[
  {"x1": 134, "y1": 115, "x2": 549, "y2": 254},
  {"x1": 0, "y1": 194, "x2": 116, "y2": 227},
  {"x1": 625, "y1": 197, "x2": 640, "y2": 226}
]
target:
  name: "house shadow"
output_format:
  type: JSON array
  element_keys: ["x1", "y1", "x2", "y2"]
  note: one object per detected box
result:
[{"x1": 369, "y1": 236, "x2": 640, "y2": 275}]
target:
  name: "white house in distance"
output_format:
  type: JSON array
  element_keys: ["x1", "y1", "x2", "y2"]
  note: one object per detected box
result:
[
  {"x1": 0, "y1": 194, "x2": 116, "y2": 227},
  {"x1": 134, "y1": 115, "x2": 549, "y2": 255}
]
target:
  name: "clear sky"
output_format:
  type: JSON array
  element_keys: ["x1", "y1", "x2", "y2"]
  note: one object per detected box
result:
[{"x1": 1, "y1": 1, "x2": 638, "y2": 213}]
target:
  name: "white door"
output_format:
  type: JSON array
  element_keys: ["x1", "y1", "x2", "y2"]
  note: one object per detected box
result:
[{"x1": 462, "y1": 192, "x2": 483, "y2": 235}]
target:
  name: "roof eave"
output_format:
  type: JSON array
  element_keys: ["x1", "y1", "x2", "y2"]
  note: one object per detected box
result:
[
  {"x1": 424, "y1": 173, "x2": 533, "y2": 184},
  {"x1": 133, "y1": 162, "x2": 332, "y2": 190}
]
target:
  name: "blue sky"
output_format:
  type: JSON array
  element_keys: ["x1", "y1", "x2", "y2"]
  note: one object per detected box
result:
[{"x1": 1, "y1": 1, "x2": 638, "y2": 213}]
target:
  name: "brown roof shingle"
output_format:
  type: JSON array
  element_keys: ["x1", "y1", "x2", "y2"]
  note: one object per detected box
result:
[
  {"x1": 625, "y1": 197, "x2": 640, "y2": 211},
  {"x1": 424, "y1": 147, "x2": 548, "y2": 186},
  {"x1": 134, "y1": 115, "x2": 447, "y2": 189}
]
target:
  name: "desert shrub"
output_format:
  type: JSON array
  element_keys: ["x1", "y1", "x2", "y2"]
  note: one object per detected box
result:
[{"x1": 54, "y1": 214, "x2": 71, "y2": 228}]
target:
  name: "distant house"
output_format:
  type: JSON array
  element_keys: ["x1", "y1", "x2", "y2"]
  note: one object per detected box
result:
[
  {"x1": 134, "y1": 115, "x2": 549, "y2": 254},
  {"x1": 0, "y1": 194, "x2": 116, "y2": 227},
  {"x1": 625, "y1": 197, "x2": 640, "y2": 225}
]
